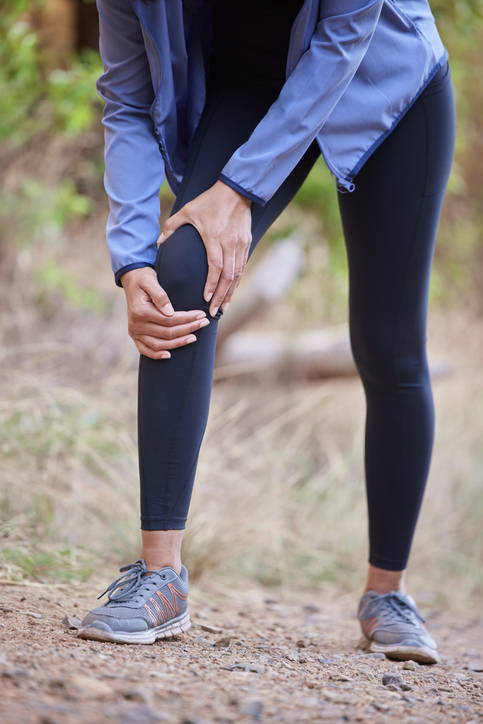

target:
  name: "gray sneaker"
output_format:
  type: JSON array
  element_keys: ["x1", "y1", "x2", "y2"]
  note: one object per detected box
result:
[
  {"x1": 358, "y1": 590, "x2": 439, "y2": 664},
  {"x1": 77, "y1": 559, "x2": 191, "y2": 644}
]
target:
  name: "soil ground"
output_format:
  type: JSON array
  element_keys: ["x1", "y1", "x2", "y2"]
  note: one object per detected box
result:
[{"x1": 1, "y1": 578, "x2": 482, "y2": 724}]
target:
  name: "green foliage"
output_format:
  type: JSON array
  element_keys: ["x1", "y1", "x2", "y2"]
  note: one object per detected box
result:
[
  {"x1": 0, "y1": 179, "x2": 91, "y2": 246},
  {"x1": 293, "y1": 158, "x2": 346, "y2": 274},
  {"x1": 0, "y1": 2, "x2": 102, "y2": 144},
  {"x1": 47, "y1": 50, "x2": 103, "y2": 136},
  {"x1": 35, "y1": 260, "x2": 108, "y2": 314}
]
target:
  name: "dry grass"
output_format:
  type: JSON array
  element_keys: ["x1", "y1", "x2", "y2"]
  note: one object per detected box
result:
[
  {"x1": 0, "y1": 297, "x2": 482, "y2": 612},
  {"x1": 0, "y1": 149, "x2": 482, "y2": 612}
]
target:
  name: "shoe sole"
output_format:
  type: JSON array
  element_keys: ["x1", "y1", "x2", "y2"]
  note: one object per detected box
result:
[
  {"x1": 368, "y1": 639, "x2": 439, "y2": 665},
  {"x1": 76, "y1": 611, "x2": 191, "y2": 645}
]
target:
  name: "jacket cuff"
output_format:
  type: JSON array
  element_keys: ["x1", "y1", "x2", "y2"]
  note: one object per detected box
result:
[
  {"x1": 115, "y1": 262, "x2": 156, "y2": 287},
  {"x1": 218, "y1": 174, "x2": 267, "y2": 206}
]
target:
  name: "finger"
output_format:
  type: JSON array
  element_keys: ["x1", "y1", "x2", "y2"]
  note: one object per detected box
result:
[
  {"x1": 131, "y1": 317, "x2": 210, "y2": 340},
  {"x1": 135, "y1": 340, "x2": 171, "y2": 360},
  {"x1": 222, "y1": 243, "x2": 248, "y2": 310},
  {"x1": 137, "y1": 333, "x2": 198, "y2": 352},
  {"x1": 203, "y1": 246, "x2": 224, "y2": 307},
  {"x1": 138, "y1": 273, "x2": 175, "y2": 316},
  {"x1": 209, "y1": 244, "x2": 237, "y2": 317},
  {"x1": 131, "y1": 307, "x2": 207, "y2": 328}
]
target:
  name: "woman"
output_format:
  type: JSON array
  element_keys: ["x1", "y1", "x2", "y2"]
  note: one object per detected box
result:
[{"x1": 78, "y1": 0, "x2": 455, "y2": 663}]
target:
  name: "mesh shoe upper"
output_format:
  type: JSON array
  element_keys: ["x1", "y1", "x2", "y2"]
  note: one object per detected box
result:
[
  {"x1": 358, "y1": 590, "x2": 437, "y2": 650},
  {"x1": 81, "y1": 559, "x2": 189, "y2": 633}
]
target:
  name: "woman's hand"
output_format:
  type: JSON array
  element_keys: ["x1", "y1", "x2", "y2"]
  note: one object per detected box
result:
[
  {"x1": 121, "y1": 267, "x2": 209, "y2": 359},
  {"x1": 158, "y1": 181, "x2": 252, "y2": 317}
]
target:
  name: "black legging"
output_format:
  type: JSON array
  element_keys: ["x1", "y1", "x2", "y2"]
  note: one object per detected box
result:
[{"x1": 138, "y1": 63, "x2": 456, "y2": 571}]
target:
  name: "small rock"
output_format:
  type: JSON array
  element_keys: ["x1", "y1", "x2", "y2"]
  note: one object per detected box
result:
[
  {"x1": 296, "y1": 639, "x2": 307, "y2": 648},
  {"x1": 286, "y1": 654, "x2": 299, "y2": 663},
  {"x1": 68, "y1": 675, "x2": 114, "y2": 698},
  {"x1": 232, "y1": 662, "x2": 265, "y2": 674},
  {"x1": 330, "y1": 674, "x2": 352, "y2": 682},
  {"x1": 400, "y1": 683, "x2": 412, "y2": 691},
  {"x1": 62, "y1": 614, "x2": 82, "y2": 630},
  {"x1": 357, "y1": 668, "x2": 376, "y2": 682},
  {"x1": 281, "y1": 660, "x2": 292, "y2": 670},
  {"x1": 3, "y1": 668, "x2": 30, "y2": 679},
  {"x1": 215, "y1": 636, "x2": 231, "y2": 649},
  {"x1": 19, "y1": 611, "x2": 42, "y2": 619},
  {"x1": 200, "y1": 623, "x2": 223, "y2": 634},
  {"x1": 0, "y1": 607, "x2": 13, "y2": 613},
  {"x1": 403, "y1": 660, "x2": 417, "y2": 671},
  {"x1": 123, "y1": 687, "x2": 150, "y2": 703},
  {"x1": 372, "y1": 700, "x2": 390, "y2": 712},
  {"x1": 303, "y1": 604, "x2": 319, "y2": 613},
  {"x1": 468, "y1": 661, "x2": 483, "y2": 672},
  {"x1": 240, "y1": 699, "x2": 263, "y2": 717},
  {"x1": 364, "y1": 652, "x2": 386, "y2": 660},
  {"x1": 382, "y1": 673, "x2": 404, "y2": 689}
]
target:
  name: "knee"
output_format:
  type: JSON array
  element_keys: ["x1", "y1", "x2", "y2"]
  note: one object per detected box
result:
[
  {"x1": 155, "y1": 224, "x2": 209, "y2": 311},
  {"x1": 351, "y1": 325, "x2": 428, "y2": 393}
]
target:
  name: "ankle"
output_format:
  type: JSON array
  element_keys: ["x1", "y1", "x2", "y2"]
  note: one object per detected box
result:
[
  {"x1": 140, "y1": 529, "x2": 184, "y2": 576},
  {"x1": 364, "y1": 564, "x2": 406, "y2": 595}
]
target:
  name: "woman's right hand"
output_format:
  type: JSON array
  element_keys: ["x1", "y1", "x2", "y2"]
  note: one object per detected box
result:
[{"x1": 121, "y1": 267, "x2": 209, "y2": 359}]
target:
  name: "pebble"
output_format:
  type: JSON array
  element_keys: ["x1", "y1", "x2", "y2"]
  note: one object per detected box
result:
[
  {"x1": 123, "y1": 687, "x2": 151, "y2": 703},
  {"x1": 232, "y1": 662, "x2": 265, "y2": 674},
  {"x1": 364, "y1": 653, "x2": 386, "y2": 660},
  {"x1": 214, "y1": 636, "x2": 231, "y2": 649},
  {"x1": 382, "y1": 673, "x2": 404, "y2": 687},
  {"x1": 468, "y1": 661, "x2": 483, "y2": 672},
  {"x1": 357, "y1": 668, "x2": 376, "y2": 682},
  {"x1": 3, "y1": 668, "x2": 30, "y2": 679},
  {"x1": 330, "y1": 674, "x2": 352, "y2": 682},
  {"x1": 296, "y1": 640, "x2": 307, "y2": 648},
  {"x1": 239, "y1": 699, "x2": 263, "y2": 717},
  {"x1": 62, "y1": 614, "x2": 82, "y2": 630},
  {"x1": 403, "y1": 660, "x2": 417, "y2": 671},
  {"x1": 20, "y1": 611, "x2": 42, "y2": 619},
  {"x1": 200, "y1": 624, "x2": 223, "y2": 634},
  {"x1": 67, "y1": 675, "x2": 114, "y2": 698}
]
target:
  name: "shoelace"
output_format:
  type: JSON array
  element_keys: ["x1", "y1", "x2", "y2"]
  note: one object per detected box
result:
[
  {"x1": 98, "y1": 560, "x2": 164, "y2": 603},
  {"x1": 361, "y1": 591, "x2": 426, "y2": 625}
]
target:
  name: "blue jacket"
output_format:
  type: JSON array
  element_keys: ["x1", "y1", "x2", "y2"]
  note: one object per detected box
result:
[{"x1": 96, "y1": 0, "x2": 447, "y2": 284}]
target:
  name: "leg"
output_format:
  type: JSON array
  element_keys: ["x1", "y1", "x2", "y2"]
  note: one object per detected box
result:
[
  {"x1": 138, "y1": 83, "x2": 320, "y2": 569},
  {"x1": 341, "y1": 65, "x2": 455, "y2": 661},
  {"x1": 339, "y1": 64, "x2": 456, "y2": 582}
]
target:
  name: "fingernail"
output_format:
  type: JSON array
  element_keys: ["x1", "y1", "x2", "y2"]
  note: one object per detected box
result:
[
  {"x1": 196, "y1": 312, "x2": 206, "y2": 320},
  {"x1": 211, "y1": 307, "x2": 219, "y2": 318},
  {"x1": 205, "y1": 292, "x2": 213, "y2": 302},
  {"x1": 161, "y1": 353, "x2": 170, "y2": 359},
  {"x1": 158, "y1": 233, "x2": 165, "y2": 245},
  {"x1": 222, "y1": 302, "x2": 230, "y2": 312},
  {"x1": 162, "y1": 302, "x2": 174, "y2": 316},
  {"x1": 186, "y1": 335, "x2": 197, "y2": 344},
  {"x1": 199, "y1": 319, "x2": 210, "y2": 328}
]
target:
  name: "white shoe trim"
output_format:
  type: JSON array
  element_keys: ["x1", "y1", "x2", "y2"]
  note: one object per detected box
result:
[
  {"x1": 77, "y1": 611, "x2": 191, "y2": 645},
  {"x1": 369, "y1": 640, "x2": 439, "y2": 664}
]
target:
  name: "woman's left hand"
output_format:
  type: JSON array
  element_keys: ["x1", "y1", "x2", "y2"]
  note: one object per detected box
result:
[{"x1": 158, "y1": 181, "x2": 252, "y2": 317}]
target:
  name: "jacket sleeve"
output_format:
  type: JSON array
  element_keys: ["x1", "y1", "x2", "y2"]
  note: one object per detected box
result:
[
  {"x1": 220, "y1": 0, "x2": 384, "y2": 203},
  {"x1": 97, "y1": 0, "x2": 164, "y2": 286}
]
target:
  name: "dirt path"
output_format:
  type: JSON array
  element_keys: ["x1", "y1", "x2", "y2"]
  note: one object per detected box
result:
[{"x1": 1, "y1": 579, "x2": 482, "y2": 724}]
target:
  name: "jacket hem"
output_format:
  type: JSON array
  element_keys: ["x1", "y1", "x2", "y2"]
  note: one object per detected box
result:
[
  {"x1": 345, "y1": 51, "x2": 449, "y2": 184},
  {"x1": 115, "y1": 262, "x2": 156, "y2": 288},
  {"x1": 219, "y1": 174, "x2": 267, "y2": 206}
]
